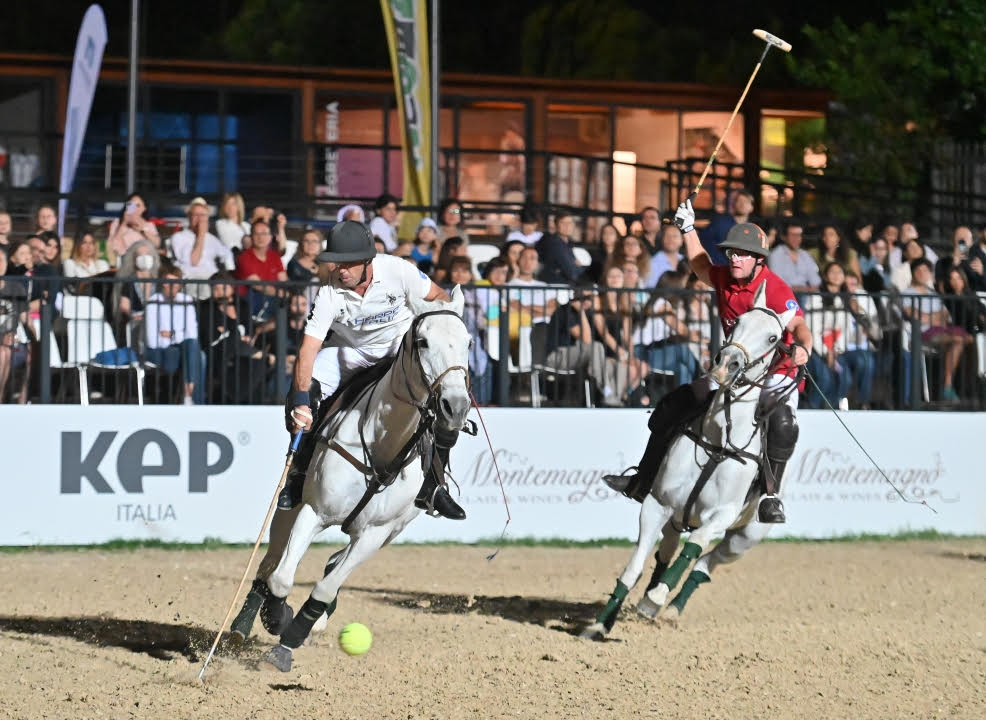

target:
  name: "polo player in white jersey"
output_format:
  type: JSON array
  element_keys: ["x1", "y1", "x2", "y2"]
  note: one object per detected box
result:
[{"x1": 282, "y1": 220, "x2": 466, "y2": 519}]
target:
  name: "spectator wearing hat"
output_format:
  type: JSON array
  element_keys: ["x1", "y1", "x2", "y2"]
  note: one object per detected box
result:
[
  {"x1": 410, "y1": 217, "x2": 440, "y2": 274},
  {"x1": 171, "y1": 197, "x2": 235, "y2": 300},
  {"x1": 336, "y1": 204, "x2": 366, "y2": 223},
  {"x1": 369, "y1": 194, "x2": 400, "y2": 252}
]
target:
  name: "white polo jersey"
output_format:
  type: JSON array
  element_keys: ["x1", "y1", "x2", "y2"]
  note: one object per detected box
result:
[{"x1": 304, "y1": 254, "x2": 432, "y2": 347}]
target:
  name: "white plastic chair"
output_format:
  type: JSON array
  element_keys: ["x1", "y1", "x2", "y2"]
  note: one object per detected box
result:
[{"x1": 466, "y1": 243, "x2": 502, "y2": 278}]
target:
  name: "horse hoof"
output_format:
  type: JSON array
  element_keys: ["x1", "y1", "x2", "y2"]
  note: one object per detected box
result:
[
  {"x1": 260, "y1": 599, "x2": 295, "y2": 636},
  {"x1": 579, "y1": 622, "x2": 607, "y2": 641},
  {"x1": 637, "y1": 596, "x2": 661, "y2": 620},
  {"x1": 311, "y1": 612, "x2": 328, "y2": 635},
  {"x1": 262, "y1": 645, "x2": 293, "y2": 673},
  {"x1": 659, "y1": 605, "x2": 681, "y2": 626}
]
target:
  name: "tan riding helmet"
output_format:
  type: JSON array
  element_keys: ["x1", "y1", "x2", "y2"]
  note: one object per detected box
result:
[{"x1": 719, "y1": 222, "x2": 770, "y2": 258}]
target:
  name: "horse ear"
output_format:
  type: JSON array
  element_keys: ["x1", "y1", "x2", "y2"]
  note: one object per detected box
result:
[
  {"x1": 448, "y1": 285, "x2": 465, "y2": 316},
  {"x1": 778, "y1": 307, "x2": 797, "y2": 329},
  {"x1": 407, "y1": 292, "x2": 427, "y2": 317},
  {"x1": 753, "y1": 282, "x2": 768, "y2": 309}
]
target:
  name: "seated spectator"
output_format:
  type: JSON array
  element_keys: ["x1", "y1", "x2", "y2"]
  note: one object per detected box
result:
[
  {"x1": 632, "y1": 269, "x2": 702, "y2": 387},
  {"x1": 448, "y1": 256, "x2": 492, "y2": 405},
  {"x1": 891, "y1": 239, "x2": 926, "y2": 292},
  {"x1": 284, "y1": 292, "x2": 310, "y2": 385},
  {"x1": 941, "y1": 266, "x2": 986, "y2": 338},
  {"x1": 900, "y1": 258, "x2": 972, "y2": 402},
  {"x1": 144, "y1": 261, "x2": 205, "y2": 405},
  {"x1": 34, "y1": 204, "x2": 58, "y2": 235},
  {"x1": 198, "y1": 271, "x2": 271, "y2": 404},
  {"x1": 16, "y1": 236, "x2": 56, "y2": 312},
  {"x1": 112, "y1": 240, "x2": 161, "y2": 350},
  {"x1": 608, "y1": 234, "x2": 651, "y2": 288},
  {"x1": 286, "y1": 227, "x2": 322, "y2": 284},
  {"x1": 0, "y1": 211, "x2": 11, "y2": 250},
  {"x1": 505, "y1": 204, "x2": 543, "y2": 246},
  {"x1": 38, "y1": 230, "x2": 63, "y2": 275},
  {"x1": 935, "y1": 225, "x2": 985, "y2": 292},
  {"x1": 804, "y1": 262, "x2": 854, "y2": 409},
  {"x1": 0, "y1": 247, "x2": 32, "y2": 403},
  {"x1": 860, "y1": 236, "x2": 892, "y2": 293},
  {"x1": 432, "y1": 237, "x2": 467, "y2": 285},
  {"x1": 638, "y1": 205, "x2": 663, "y2": 255},
  {"x1": 369, "y1": 194, "x2": 400, "y2": 252},
  {"x1": 592, "y1": 265, "x2": 647, "y2": 400},
  {"x1": 409, "y1": 218, "x2": 440, "y2": 274},
  {"x1": 685, "y1": 273, "x2": 714, "y2": 369},
  {"x1": 436, "y1": 197, "x2": 466, "y2": 243},
  {"x1": 807, "y1": 224, "x2": 862, "y2": 279},
  {"x1": 847, "y1": 216, "x2": 874, "y2": 257},
  {"x1": 586, "y1": 223, "x2": 621, "y2": 284},
  {"x1": 235, "y1": 219, "x2": 288, "y2": 319},
  {"x1": 215, "y1": 192, "x2": 251, "y2": 253},
  {"x1": 891, "y1": 221, "x2": 938, "y2": 269},
  {"x1": 840, "y1": 270, "x2": 882, "y2": 409},
  {"x1": 767, "y1": 220, "x2": 821, "y2": 292},
  {"x1": 875, "y1": 219, "x2": 900, "y2": 263},
  {"x1": 536, "y1": 212, "x2": 583, "y2": 285},
  {"x1": 171, "y1": 197, "x2": 234, "y2": 300},
  {"x1": 64, "y1": 231, "x2": 110, "y2": 278},
  {"x1": 107, "y1": 194, "x2": 160, "y2": 264},
  {"x1": 499, "y1": 239, "x2": 525, "y2": 280},
  {"x1": 544, "y1": 287, "x2": 623, "y2": 406},
  {"x1": 336, "y1": 204, "x2": 366, "y2": 223},
  {"x1": 647, "y1": 224, "x2": 685, "y2": 287},
  {"x1": 699, "y1": 188, "x2": 755, "y2": 265},
  {"x1": 509, "y1": 246, "x2": 556, "y2": 323},
  {"x1": 248, "y1": 206, "x2": 288, "y2": 254}
]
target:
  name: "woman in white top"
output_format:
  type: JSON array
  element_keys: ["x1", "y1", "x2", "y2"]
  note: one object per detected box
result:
[
  {"x1": 216, "y1": 192, "x2": 251, "y2": 252},
  {"x1": 107, "y1": 193, "x2": 160, "y2": 264},
  {"x1": 63, "y1": 232, "x2": 110, "y2": 278}
]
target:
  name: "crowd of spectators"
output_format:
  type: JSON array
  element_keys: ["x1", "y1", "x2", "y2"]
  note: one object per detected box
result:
[{"x1": 0, "y1": 189, "x2": 985, "y2": 410}]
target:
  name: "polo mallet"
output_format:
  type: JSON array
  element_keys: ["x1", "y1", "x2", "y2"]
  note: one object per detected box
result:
[
  {"x1": 688, "y1": 29, "x2": 792, "y2": 200},
  {"x1": 197, "y1": 429, "x2": 304, "y2": 681}
]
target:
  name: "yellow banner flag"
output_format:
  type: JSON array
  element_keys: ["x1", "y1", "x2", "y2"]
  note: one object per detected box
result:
[{"x1": 380, "y1": 0, "x2": 432, "y2": 238}]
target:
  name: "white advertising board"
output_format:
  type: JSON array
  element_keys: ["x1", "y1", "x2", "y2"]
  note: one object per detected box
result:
[{"x1": 0, "y1": 407, "x2": 981, "y2": 545}]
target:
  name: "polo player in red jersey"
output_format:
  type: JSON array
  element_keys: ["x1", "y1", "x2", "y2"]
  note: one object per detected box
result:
[{"x1": 604, "y1": 198, "x2": 814, "y2": 523}]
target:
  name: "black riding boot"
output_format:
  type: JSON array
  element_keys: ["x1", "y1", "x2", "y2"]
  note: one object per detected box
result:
[
  {"x1": 603, "y1": 381, "x2": 712, "y2": 503},
  {"x1": 757, "y1": 460, "x2": 787, "y2": 523},
  {"x1": 415, "y1": 430, "x2": 466, "y2": 520},
  {"x1": 277, "y1": 431, "x2": 318, "y2": 510}
]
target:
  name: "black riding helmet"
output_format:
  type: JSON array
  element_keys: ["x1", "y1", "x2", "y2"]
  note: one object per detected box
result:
[
  {"x1": 316, "y1": 220, "x2": 377, "y2": 263},
  {"x1": 719, "y1": 222, "x2": 770, "y2": 258}
]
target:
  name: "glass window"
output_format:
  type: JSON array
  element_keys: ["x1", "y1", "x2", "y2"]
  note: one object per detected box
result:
[
  {"x1": 226, "y1": 90, "x2": 295, "y2": 197},
  {"x1": 546, "y1": 105, "x2": 610, "y2": 155},
  {"x1": 0, "y1": 80, "x2": 48, "y2": 189},
  {"x1": 681, "y1": 111, "x2": 745, "y2": 213},
  {"x1": 148, "y1": 88, "x2": 220, "y2": 140},
  {"x1": 614, "y1": 108, "x2": 679, "y2": 214}
]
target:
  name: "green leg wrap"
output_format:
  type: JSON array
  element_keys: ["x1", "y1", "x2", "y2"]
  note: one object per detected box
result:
[
  {"x1": 596, "y1": 579, "x2": 630, "y2": 631},
  {"x1": 669, "y1": 569, "x2": 710, "y2": 614},
  {"x1": 230, "y1": 579, "x2": 265, "y2": 637},
  {"x1": 658, "y1": 541, "x2": 702, "y2": 591}
]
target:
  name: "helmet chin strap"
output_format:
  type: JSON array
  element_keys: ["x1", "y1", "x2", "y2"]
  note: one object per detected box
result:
[
  {"x1": 739, "y1": 258, "x2": 765, "y2": 285},
  {"x1": 356, "y1": 259, "x2": 372, "y2": 286}
]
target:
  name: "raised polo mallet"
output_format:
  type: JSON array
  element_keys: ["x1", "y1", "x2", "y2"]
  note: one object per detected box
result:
[{"x1": 688, "y1": 29, "x2": 792, "y2": 200}]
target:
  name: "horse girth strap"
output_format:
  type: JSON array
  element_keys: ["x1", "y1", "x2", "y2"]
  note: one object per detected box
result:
[
  {"x1": 341, "y1": 479, "x2": 381, "y2": 535},
  {"x1": 672, "y1": 454, "x2": 723, "y2": 534}
]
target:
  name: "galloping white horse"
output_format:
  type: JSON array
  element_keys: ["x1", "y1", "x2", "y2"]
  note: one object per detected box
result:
[
  {"x1": 230, "y1": 289, "x2": 473, "y2": 671},
  {"x1": 583, "y1": 283, "x2": 796, "y2": 639}
]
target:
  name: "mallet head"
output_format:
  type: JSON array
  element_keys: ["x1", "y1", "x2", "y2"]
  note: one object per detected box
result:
[{"x1": 753, "y1": 29, "x2": 792, "y2": 53}]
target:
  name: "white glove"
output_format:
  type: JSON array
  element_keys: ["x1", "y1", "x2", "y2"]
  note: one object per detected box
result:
[
  {"x1": 290, "y1": 406, "x2": 313, "y2": 431},
  {"x1": 674, "y1": 199, "x2": 695, "y2": 234}
]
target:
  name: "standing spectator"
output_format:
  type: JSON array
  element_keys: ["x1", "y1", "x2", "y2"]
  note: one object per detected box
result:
[
  {"x1": 767, "y1": 220, "x2": 821, "y2": 292},
  {"x1": 34, "y1": 204, "x2": 57, "y2": 234},
  {"x1": 436, "y1": 198, "x2": 465, "y2": 243},
  {"x1": 700, "y1": 188, "x2": 755, "y2": 265},
  {"x1": 369, "y1": 194, "x2": 400, "y2": 252},
  {"x1": 409, "y1": 218, "x2": 440, "y2": 274},
  {"x1": 248, "y1": 206, "x2": 288, "y2": 254},
  {"x1": 536, "y1": 212, "x2": 583, "y2": 285},
  {"x1": 144, "y1": 261, "x2": 205, "y2": 405},
  {"x1": 935, "y1": 225, "x2": 985, "y2": 292},
  {"x1": 638, "y1": 206, "x2": 662, "y2": 254},
  {"x1": 171, "y1": 197, "x2": 234, "y2": 300},
  {"x1": 336, "y1": 204, "x2": 366, "y2": 223},
  {"x1": 505, "y1": 204, "x2": 542, "y2": 246},
  {"x1": 112, "y1": 240, "x2": 161, "y2": 352},
  {"x1": 64, "y1": 232, "x2": 109, "y2": 278},
  {"x1": 235, "y1": 219, "x2": 288, "y2": 319},
  {"x1": 0, "y1": 211, "x2": 12, "y2": 250},
  {"x1": 647, "y1": 225, "x2": 685, "y2": 287},
  {"x1": 900, "y1": 258, "x2": 972, "y2": 402},
  {"x1": 803, "y1": 262, "x2": 853, "y2": 409},
  {"x1": 448, "y1": 256, "x2": 492, "y2": 405},
  {"x1": 215, "y1": 192, "x2": 251, "y2": 253},
  {"x1": 808, "y1": 224, "x2": 862, "y2": 279},
  {"x1": 891, "y1": 239, "x2": 926, "y2": 292},
  {"x1": 860, "y1": 236, "x2": 892, "y2": 292},
  {"x1": 841, "y1": 270, "x2": 881, "y2": 409},
  {"x1": 287, "y1": 228, "x2": 322, "y2": 284},
  {"x1": 587, "y1": 222, "x2": 621, "y2": 284},
  {"x1": 107, "y1": 193, "x2": 160, "y2": 262}
]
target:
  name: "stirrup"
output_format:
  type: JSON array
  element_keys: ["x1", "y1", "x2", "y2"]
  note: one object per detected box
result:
[
  {"x1": 757, "y1": 494, "x2": 786, "y2": 524},
  {"x1": 602, "y1": 466, "x2": 638, "y2": 494},
  {"x1": 415, "y1": 479, "x2": 466, "y2": 520}
]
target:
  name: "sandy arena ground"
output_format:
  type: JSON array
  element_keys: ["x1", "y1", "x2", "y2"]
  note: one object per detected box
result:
[{"x1": 1, "y1": 540, "x2": 984, "y2": 719}]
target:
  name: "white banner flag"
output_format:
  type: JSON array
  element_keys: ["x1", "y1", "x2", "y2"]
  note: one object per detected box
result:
[{"x1": 58, "y1": 5, "x2": 108, "y2": 238}]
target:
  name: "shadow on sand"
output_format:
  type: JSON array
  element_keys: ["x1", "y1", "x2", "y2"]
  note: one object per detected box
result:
[{"x1": 0, "y1": 615, "x2": 263, "y2": 662}]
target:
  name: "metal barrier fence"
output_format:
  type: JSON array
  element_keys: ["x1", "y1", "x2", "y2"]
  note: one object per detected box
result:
[{"x1": 1, "y1": 275, "x2": 984, "y2": 410}]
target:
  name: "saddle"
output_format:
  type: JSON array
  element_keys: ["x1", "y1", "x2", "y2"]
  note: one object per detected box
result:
[{"x1": 312, "y1": 356, "x2": 397, "y2": 445}]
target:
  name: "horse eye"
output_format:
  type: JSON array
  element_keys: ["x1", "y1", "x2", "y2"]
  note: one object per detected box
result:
[
  {"x1": 769, "y1": 335, "x2": 778, "y2": 344},
  {"x1": 415, "y1": 337, "x2": 429, "y2": 349}
]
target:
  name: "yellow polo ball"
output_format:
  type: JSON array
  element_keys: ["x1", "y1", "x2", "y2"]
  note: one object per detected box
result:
[{"x1": 338, "y1": 622, "x2": 372, "y2": 656}]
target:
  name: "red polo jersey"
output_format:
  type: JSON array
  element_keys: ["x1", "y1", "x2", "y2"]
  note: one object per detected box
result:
[{"x1": 709, "y1": 264, "x2": 803, "y2": 378}]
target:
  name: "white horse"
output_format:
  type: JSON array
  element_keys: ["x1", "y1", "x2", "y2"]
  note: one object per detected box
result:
[
  {"x1": 229, "y1": 289, "x2": 474, "y2": 671},
  {"x1": 583, "y1": 283, "x2": 796, "y2": 639}
]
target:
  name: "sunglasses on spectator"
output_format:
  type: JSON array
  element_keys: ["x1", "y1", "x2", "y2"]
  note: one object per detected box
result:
[{"x1": 725, "y1": 249, "x2": 754, "y2": 259}]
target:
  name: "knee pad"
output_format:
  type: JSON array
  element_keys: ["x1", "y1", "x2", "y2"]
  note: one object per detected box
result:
[{"x1": 766, "y1": 404, "x2": 799, "y2": 463}]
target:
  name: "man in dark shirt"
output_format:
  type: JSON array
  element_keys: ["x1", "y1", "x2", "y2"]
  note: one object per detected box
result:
[{"x1": 537, "y1": 212, "x2": 584, "y2": 285}]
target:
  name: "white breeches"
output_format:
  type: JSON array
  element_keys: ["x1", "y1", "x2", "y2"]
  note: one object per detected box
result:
[{"x1": 311, "y1": 339, "x2": 403, "y2": 400}]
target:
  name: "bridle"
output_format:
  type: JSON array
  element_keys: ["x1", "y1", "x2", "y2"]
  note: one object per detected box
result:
[
  {"x1": 715, "y1": 306, "x2": 787, "y2": 395},
  {"x1": 393, "y1": 309, "x2": 471, "y2": 409}
]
